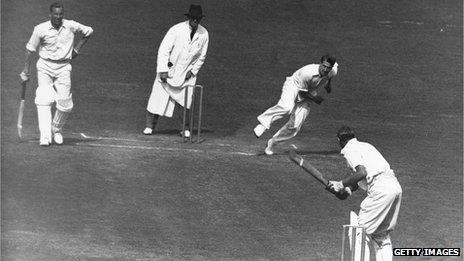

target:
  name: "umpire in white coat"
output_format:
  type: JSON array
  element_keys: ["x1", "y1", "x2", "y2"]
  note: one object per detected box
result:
[{"x1": 143, "y1": 5, "x2": 209, "y2": 137}]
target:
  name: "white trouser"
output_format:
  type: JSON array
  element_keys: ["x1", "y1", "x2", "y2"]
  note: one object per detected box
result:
[
  {"x1": 35, "y1": 58, "x2": 73, "y2": 139},
  {"x1": 35, "y1": 58, "x2": 73, "y2": 112},
  {"x1": 257, "y1": 77, "x2": 299, "y2": 129},
  {"x1": 269, "y1": 101, "x2": 310, "y2": 145},
  {"x1": 358, "y1": 174, "x2": 402, "y2": 235},
  {"x1": 371, "y1": 234, "x2": 393, "y2": 261},
  {"x1": 358, "y1": 173, "x2": 402, "y2": 261}
]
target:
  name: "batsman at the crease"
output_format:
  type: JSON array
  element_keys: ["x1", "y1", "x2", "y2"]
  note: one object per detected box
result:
[{"x1": 328, "y1": 126, "x2": 403, "y2": 261}]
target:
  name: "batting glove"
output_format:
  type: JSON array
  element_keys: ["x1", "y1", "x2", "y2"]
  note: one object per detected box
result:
[
  {"x1": 19, "y1": 71, "x2": 30, "y2": 82},
  {"x1": 159, "y1": 72, "x2": 169, "y2": 83},
  {"x1": 328, "y1": 180, "x2": 344, "y2": 192}
]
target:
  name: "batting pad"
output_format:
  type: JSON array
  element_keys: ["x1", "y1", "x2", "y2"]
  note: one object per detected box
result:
[
  {"x1": 52, "y1": 109, "x2": 69, "y2": 133},
  {"x1": 56, "y1": 96, "x2": 74, "y2": 112},
  {"x1": 37, "y1": 105, "x2": 52, "y2": 140}
]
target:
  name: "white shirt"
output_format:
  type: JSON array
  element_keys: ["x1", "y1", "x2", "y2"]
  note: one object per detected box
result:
[
  {"x1": 26, "y1": 19, "x2": 93, "y2": 61},
  {"x1": 156, "y1": 21, "x2": 209, "y2": 87},
  {"x1": 341, "y1": 138, "x2": 391, "y2": 190},
  {"x1": 291, "y1": 62, "x2": 338, "y2": 95}
]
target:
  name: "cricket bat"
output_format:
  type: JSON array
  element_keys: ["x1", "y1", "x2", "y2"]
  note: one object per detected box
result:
[
  {"x1": 288, "y1": 150, "x2": 329, "y2": 187},
  {"x1": 17, "y1": 81, "x2": 27, "y2": 141}
]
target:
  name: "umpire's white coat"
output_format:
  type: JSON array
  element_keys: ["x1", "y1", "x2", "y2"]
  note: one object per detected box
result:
[{"x1": 147, "y1": 21, "x2": 209, "y2": 117}]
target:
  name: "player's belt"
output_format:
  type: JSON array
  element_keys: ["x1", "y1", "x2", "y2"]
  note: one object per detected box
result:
[{"x1": 43, "y1": 58, "x2": 70, "y2": 64}]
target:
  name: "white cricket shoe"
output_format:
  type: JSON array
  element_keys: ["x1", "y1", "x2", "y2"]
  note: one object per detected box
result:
[
  {"x1": 264, "y1": 139, "x2": 275, "y2": 155},
  {"x1": 180, "y1": 130, "x2": 191, "y2": 138},
  {"x1": 254, "y1": 124, "x2": 266, "y2": 138},
  {"x1": 143, "y1": 127, "x2": 153, "y2": 135},
  {"x1": 39, "y1": 137, "x2": 51, "y2": 146},
  {"x1": 53, "y1": 132, "x2": 63, "y2": 145}
]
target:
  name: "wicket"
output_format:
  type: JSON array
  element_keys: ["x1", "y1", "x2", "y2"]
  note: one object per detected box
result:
[
  {"x1": 341, "y1": 225, "x2": 367, "y2": 261},
  {"x1": 182, "y1": 85, "x2": 204, "y2": 143}
]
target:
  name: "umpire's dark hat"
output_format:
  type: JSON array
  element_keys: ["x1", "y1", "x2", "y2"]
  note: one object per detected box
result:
[{"x1": 184, "y1": 4, "x2": 205, "y2": 18}]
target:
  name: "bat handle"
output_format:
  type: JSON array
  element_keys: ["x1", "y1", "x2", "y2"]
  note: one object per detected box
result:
[{"x1": 20, "y1": 81, "x2": 27, "y2": 100}]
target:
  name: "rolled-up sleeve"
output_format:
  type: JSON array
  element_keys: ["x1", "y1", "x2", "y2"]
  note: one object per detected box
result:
[
  {"x1": 26, "y1": 26, "x2": 41, "y2": 52},
  {"x1": 70, "y1": 20, "x2": 93, "y2": 37},
  {"x1": 329, "y1": 62, "x2": 338, "y2": 78},
  {"x1": 344, "y1": 150, "x2": 363, "y2": 171}
]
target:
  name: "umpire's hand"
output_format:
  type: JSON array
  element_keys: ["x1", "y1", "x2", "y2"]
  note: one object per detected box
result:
[
  {"x1": 159, "y1": 72, "x2": 169, "y2": 83},
  {"x1": 185, "y1": 70, "x2": 195, "y2": 80}
]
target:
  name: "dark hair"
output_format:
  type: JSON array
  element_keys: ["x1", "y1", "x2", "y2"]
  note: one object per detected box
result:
[
  {"x1": 337, "y1": 125, "x2": 355, "y2": 144},
  {"x1": 50, "y1": 2, "x2": 64, "y2": 12},
  {"x1": 320, "y1": 54, "x2": 336, "y2": 67}
]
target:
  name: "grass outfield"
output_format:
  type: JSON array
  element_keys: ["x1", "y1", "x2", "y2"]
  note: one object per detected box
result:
[{"x1": 1, "y1": 0, "x2": 463, "y2": 260}]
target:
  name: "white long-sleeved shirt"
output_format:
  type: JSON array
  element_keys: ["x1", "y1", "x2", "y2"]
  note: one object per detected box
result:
[
  {"x1": 156, "y1": 21, "x2": 209, "y2": 87},
  {"x1": 26, "y1": 19, "x2": 93, "y2": 61}
]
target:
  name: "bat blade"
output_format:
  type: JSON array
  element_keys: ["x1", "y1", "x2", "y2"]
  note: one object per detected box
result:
[
  {"x1": 17, "y1": 100, "x2": 25, "y2": 140},
  {"x1": 288, "y1": 150, "x2": 329, "y2": 186},
  {"x1": 17, "y1": 81, "x2": 27, "y2": 141}
]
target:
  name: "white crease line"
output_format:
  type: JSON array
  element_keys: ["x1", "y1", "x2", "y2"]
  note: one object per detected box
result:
[
  {"x1": 235, "y1": 152, "x2": 256, "y2": 156},
  {"x1": 76, "y1": 142, "x2": 256, "y2": 156},
  {"x1": 401, "y1": 20, "x2": 424, "y2": 25},
  {"x1": 78, "y1": 133, "x2": 140, "y2": 142},
  {"x1": 77, "y1": 142, "x2": 200, "y2": 152},
  {"x1": 77, "y1": 132, "x2": 260, "y2": 150}
]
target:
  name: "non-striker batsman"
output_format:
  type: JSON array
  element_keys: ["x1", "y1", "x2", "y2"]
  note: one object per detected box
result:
[{"x1": 20, "y1": 2, "x2": 93, "y2": 146}]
